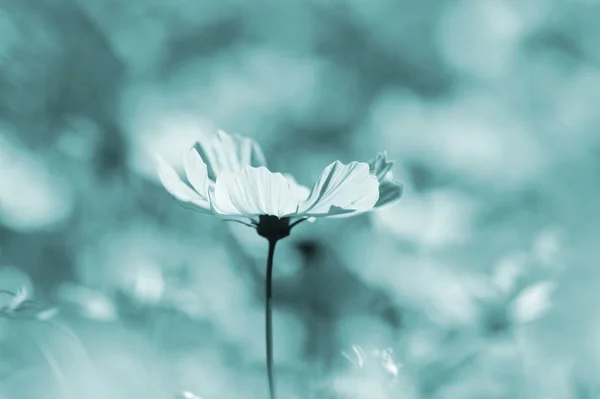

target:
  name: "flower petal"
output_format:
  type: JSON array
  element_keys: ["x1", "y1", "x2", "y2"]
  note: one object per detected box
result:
[
  {"x1": 284, "y1": 174, "x2": 310, "y2": 202},
  {"x1": 156, "y1": 155, "x2": 212, "y2": 213},
  {"x1": 327, "y1": 180, "x2": 404, "y2": 218},
  {"x1": 369, "y1": 152, "x2": 394, "y2": 181},
  {"x1": 298, "y1": 161, "x2": 379, "y2": 217},
  {"x1": 368, "y1": 152, "x2": 403, "y2": 209},
  {"x1": 375, "y1": 179, "x2": 403, "y2": 208},
  {"x1": 210, "y1": 166, "x2": 300, "y2": 217},
  {"x1": 193, "y1": 130, "x2": 267, "y2": 180},
  {"x1": 184, "y1": 148, "x2": 210, "y2": 200},
  {"x1": 325, "y1": 154, "x2": 403, "y2": 218}
]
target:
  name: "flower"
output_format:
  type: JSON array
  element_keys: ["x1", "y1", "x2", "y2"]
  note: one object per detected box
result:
[
  {"x1": 157, "y1": 130, "x2": 403, "y2": 399},
  {"x1": 157, "y1": 130, "x2": 403, "y2": 240}
]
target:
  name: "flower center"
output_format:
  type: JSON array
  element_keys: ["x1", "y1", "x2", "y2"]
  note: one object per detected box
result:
[{"x1": 256, "y1": 215, "x2": 292, "y2": 241}]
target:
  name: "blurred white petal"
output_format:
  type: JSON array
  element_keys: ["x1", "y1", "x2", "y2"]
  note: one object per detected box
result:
[
  {"x1": 342, "y1": 345, "x2": 366, "y2": 368},
  {"x1": 127, "y1": 264, "x2": 165, "y2": 305},
  {"x1": 492, "y1": 252, "x2": 527, "y2": 294},
  {"x1": 6, "y1": 286, "x2": 28, "y2": 311},
  {"x1": 511, "y1": 281, "x2": 556, "y2": 324},
  {"x1": 0, "y1": 135, "x2": 73, "y2": 231},
  {"x1": 375, "y1": 189, "x2": 477, "y2": 250},
  {"x1": 532, "y1": 227, "x2": 563, "y2": 268},
  {"x1": 35, "y1": 307, "x2": 60, "y2": 321},
  {"x1": 57, "y1": 283, "x2": 118, "y2": 322},
  {"x1": 177, "y1": 392, "x2": 202, "y2": 399}
]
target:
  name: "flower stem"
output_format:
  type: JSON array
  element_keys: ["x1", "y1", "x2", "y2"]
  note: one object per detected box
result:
[{"x1": 265, "y1": 238, "x2": 278, "y2": 399}]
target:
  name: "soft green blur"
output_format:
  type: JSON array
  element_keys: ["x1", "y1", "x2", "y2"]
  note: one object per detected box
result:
[{"x1": 1, "y1": 0, "x2": 599, "y2": 398}]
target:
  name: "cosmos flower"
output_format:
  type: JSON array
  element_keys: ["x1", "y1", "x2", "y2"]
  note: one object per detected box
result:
[
  {"x1": 157, "y1": 129, "x2": 403, "y2": 399},
  {"x1": 157, "y1": 130, "x2": 402, "y2": 239}
]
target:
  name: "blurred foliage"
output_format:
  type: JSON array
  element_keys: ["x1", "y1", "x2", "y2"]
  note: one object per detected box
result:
[{"x1": 1, "y1": 0, "x2": 600, "y2": 398}]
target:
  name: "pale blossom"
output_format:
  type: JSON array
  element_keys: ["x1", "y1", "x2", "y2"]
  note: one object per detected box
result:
[
  {"x1": 157, "y1": 130, "x2": 403, "y2": 399},
  {"x1": 157, "y1": 130, "x2": 402, "y2": 238}
]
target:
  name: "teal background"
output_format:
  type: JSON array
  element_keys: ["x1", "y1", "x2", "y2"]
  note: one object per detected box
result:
[{"x1": 1, "y1": 0, "x2": 599, "y2": 398}]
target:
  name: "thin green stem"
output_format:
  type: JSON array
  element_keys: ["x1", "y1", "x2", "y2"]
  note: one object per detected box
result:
[{"x1": 265, "y1": 239, "x2": 278, "y2": 399}]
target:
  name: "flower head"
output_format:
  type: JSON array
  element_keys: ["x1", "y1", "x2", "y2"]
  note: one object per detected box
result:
[{"x1": 157, "y1": 130, "x2": 402, "y2": 239}]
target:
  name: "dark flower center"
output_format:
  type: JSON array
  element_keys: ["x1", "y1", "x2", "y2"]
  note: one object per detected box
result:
[{"x1": 256, "y1": 215, "x2": 292, "y2": 241}]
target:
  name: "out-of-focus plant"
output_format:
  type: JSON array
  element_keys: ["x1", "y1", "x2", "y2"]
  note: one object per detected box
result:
[
  {"x1": 157, "y1": 129, "x2": 403, "y2": 399},
  {"x1": 342, "y1": 345, "x2": 400, "y2": 381},
  {"x1": 0, "y1": 287, "x2": 59, "y2": 321},
  {"x1": 480, "y1": 245, "x2": 558, "y2": 337},
  {"x1": 331, "y1": 344, "x2": 404, "y2": 399},
  {"x1": 0, "y1": 284, "x2": 71, "y2": 395}
]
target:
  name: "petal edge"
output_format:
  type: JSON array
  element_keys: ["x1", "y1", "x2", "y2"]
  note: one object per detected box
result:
[
  {"x1": 298, "y1": 161, "x2": 380, "y2": 217},
  {"x1": 156, "y1": 155, "x2": 212, "y2": 213},
  {"x1": 211, "y1": 166, "x2": 300, "y2": 217},
  {"x1": 193, "y1": 130, "x2": 267, "y2": 180}
]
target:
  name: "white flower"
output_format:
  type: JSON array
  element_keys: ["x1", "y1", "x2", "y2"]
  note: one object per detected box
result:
[{"x1": 157, "y1": 130, "x2": 402, "y2": 238}]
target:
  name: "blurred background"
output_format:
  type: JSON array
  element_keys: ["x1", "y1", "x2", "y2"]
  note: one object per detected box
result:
[{"x1": 1, "y1": 0, "x2": 599, "y2": 398}]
